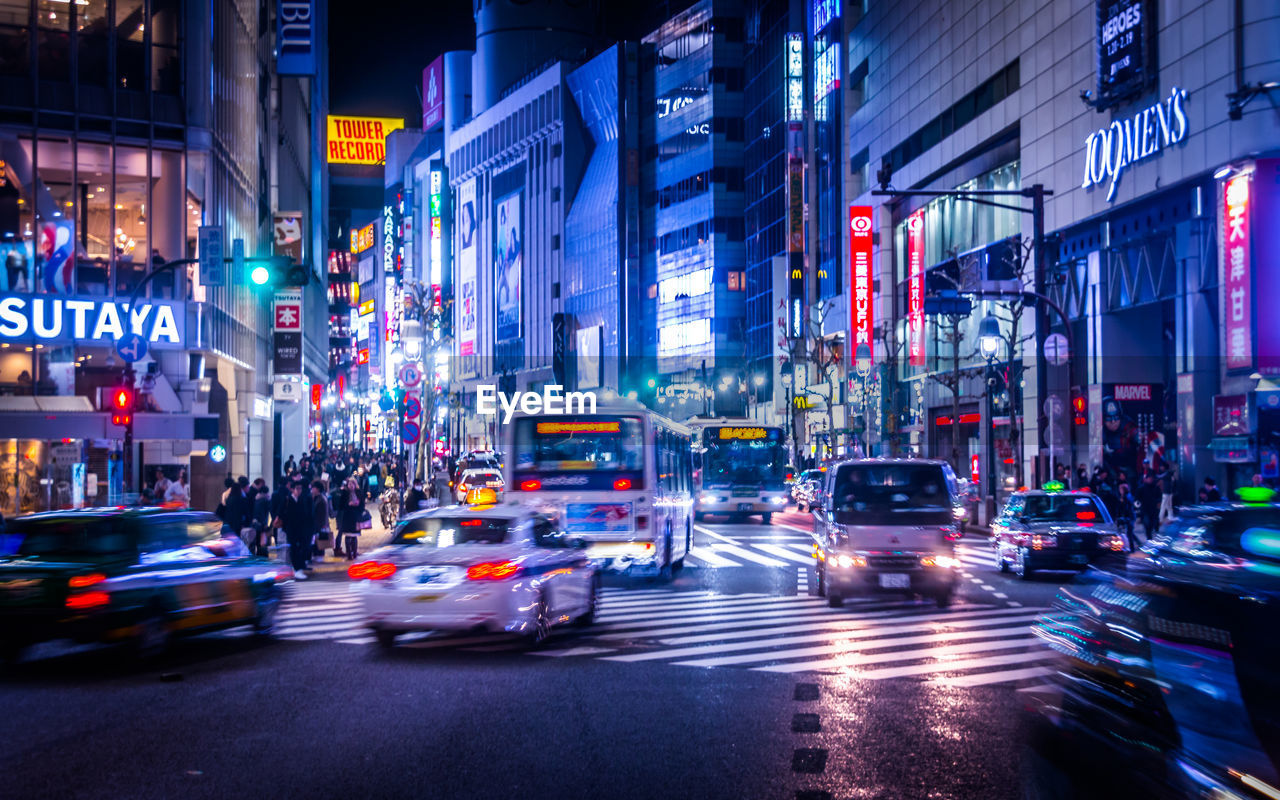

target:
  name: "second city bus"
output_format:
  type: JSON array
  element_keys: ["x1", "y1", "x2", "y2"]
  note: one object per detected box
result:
[{"x1": 689, "y1": 419, "x2": 789, "y2": 524}]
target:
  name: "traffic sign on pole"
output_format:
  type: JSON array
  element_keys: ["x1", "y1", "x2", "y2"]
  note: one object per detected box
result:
[
  {"x1": 401, "y1": 421, "x2": 421, "y2": 445},
  {"x1": 115, "y1": 332, "x2": 147, "y2": 363},
  {"x1": 398, "y1": 362, "x2": 423, "y2": 388},
  {"x1": 404, "y1": 394, "x2": 422, "y2": 419},
  {"x1": 199, "y1": 226, "x2": 224, "y2": 287}
]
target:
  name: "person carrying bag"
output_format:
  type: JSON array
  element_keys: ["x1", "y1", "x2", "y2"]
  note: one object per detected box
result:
[{"x1": 336, "y1": 478, "x2": 367, "y2": 560}]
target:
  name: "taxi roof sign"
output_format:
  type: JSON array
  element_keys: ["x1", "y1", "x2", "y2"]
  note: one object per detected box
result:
[
  {"x1": 1042, "y1": 480, "x2": 1065, "y2": 493},
  {"x1": 1235, "y1": 486, "x2": 1276, "y2": 504},
  {"x1": 466, "y1": 487, "x2": 499, "y2": 507}
]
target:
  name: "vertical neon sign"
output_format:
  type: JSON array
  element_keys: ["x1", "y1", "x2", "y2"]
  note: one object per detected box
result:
[
  {"x1": 1223, "y1": 174, "x2": 1252, "y2": 371},
  {"x1": 907, "y1": 211, "x2": 926, "y2": 366},
  {"x1": 849, "y1": 205, "x2": 874, "y2": 366}
]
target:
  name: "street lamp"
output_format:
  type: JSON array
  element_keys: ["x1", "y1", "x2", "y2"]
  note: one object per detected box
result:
[
  {"x1": 854, "y1": 343, "x2": 871, "y2": 458},
  {"x1": 978, "y1": 314, "x2": 1002, "y2": 524}
]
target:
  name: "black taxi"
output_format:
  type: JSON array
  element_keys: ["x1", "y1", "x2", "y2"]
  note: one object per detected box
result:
[
  {"x1": 0, "y1": 507, "x2": 291, "y2": 661},
  {"x1": 989, "y1": 482, "x2": 1128, "y2": 579}
]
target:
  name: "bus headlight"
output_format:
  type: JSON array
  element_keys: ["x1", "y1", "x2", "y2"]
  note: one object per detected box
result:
[
  {"x1": 834, "y1": 554, "x2": 866, "y2": 568},
  {"x1": 768, "y1": 496, "x2": 787, "y2": 505},
  {"x1": 699, "y1": 493, "x2": 716, "y2": 504}
]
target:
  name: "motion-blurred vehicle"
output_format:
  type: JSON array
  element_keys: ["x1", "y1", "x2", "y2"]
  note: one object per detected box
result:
[
  {"x1": 454, "y1": 468, "x2": 506, "y2": 504},
  {"x1": 688, "y1": 421, "x2": 789, "y2": 524},
  {"x1": 989, "y1": 482, "x2": 1128, "y2": 579},
  {"x1": 351, "y1": 502, "x2": 598, "y2": 648},
  {"x1": 811, "y1": 459, "x2": 962, "y2": 608},
  {"x1": 792, "y1": 469, "x2": 826, "y2": 512},
  {"x1": 0, "y1": 508, "x2": 290, "y2": 662},
  {"x1": 1026, "y1": 495, "x2": 1280, "y2": 799}
]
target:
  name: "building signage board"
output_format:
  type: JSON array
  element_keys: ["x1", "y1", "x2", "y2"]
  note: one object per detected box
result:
[
  {"x1": 1081, "y1": 86, "x2": 1187, "y2": 201},
  {"x1": 273, "y1": 332, "x2": 302, "y2": 375},
  {"x1": 1093, "y1": 0, "x2": 1155, "y2": 109},
  {"x1": 326, "y1": 116, "x2": 405, "y2": 165},
  {"x1": 383, "y1": 189, "x2": 402, "y2": 274},
  {"x1": 785, "y1": 33, "x2": 804, "y2": 123},
  {"x1": 351, "y1": 222, "x2": 376, "y2": 254},
  {"x1": 273, "y1": 212, "x2": 303, "y2": 265},
  {"x1": 576, "y1": 325, "x2": 602, "y2": 390},
  {"x1": 848, "y1": 205, "x2": 874, "y2": 367},
  {"x1": 0, "y1": 295, "x2": 183, "y2": 347},
  {"x1": 906, "y1": 211, "x2": 926, "y2": 366},
  {"x1": 787, "y1": 156, "x2": 804, "y2": 337},
  {"x1": 1253, "y1": 160, "x2": 1280, "y2": 375},
  {"x1": 276, "y1": 0, "x2": 315, "y2": 75},
  {"x1": 1213, "y1": 394, "x2": 1249, "y2": 436},
  {"x1": 811, "y1": 0, "x2": 839, "y2": 34},
  {"x1": 1102, "y1": 383, "x2": 1163, "y2": 480},
  {"x1": 813, "y1": 36, "x2": 839, "y2": 113},
  {"x1": 422, "y1": 56, "x2": 445, "y2": 131},
  {"x1": 494, "y1": 189, "x2": 523, "y2": 342},
  {"x1": 1223, "y1": 172, "x2": 1253, "y2": 371},
  {"x1": 458, "y1": 179, "x2": 478, "y2": 357}
]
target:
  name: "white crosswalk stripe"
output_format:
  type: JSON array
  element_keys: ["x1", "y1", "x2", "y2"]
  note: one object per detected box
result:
[{"x1": 206, "y1": 577, "x2": 1051, "y2": 687}]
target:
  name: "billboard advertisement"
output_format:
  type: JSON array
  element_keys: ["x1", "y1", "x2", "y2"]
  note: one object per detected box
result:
[
  {"x1": 422, "y1": 56, "x2": 444, "y2": 131},
  {"x1": 326, "y1": 116, "x2": 404, "y2": 165},
  {"x1": 907, "y1": 210, "x2": 926, "y2": 366},
  {"x1": 849, "y1": 206, "x2": 874, "y2": 367},
  {"x1": 1102, "y1": 383, "x2": 1164, "y2": 482},
  {"x1": 494, "y1": 190, "x2": 522, "y2": 342},
  {"x1": 273, "y1": 212, "x2": 303, "y2": 263},
  {"x1": 457, "y1": 179, "x2": 477, "y2": 357},
  {"x1": 576, "y1": 325, "x2": 602, "y2": 390},
  {"x1": 276, "y1": 0, "x2": 315, "y2": 75}
]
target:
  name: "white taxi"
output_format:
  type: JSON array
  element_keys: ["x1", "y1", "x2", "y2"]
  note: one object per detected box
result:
[{"x1": 350, "y1": 500, "x2": 598, "y2": 648}]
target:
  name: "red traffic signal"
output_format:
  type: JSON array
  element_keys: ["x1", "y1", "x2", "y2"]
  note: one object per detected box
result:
[
  {"x1": 110, "y1": 386, "x2": 134, "y2": 427},
  {"x1": 1071, "y1": 391, "x2": 1087, "y2": 426}
]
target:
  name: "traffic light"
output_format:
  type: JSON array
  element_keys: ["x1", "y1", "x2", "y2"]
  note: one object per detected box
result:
[
  {"x1": 1071, "y1": 389, "x2": 1087, "y2": 426},
  {"x1": 247, "y1": 256, "x2": 309, "y2": 288},
  {"x1": 110, "y1": 386, "x2": 134, "y2": 427}
]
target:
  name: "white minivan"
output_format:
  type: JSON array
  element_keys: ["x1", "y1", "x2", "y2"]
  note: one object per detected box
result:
[{"x1": 810, "y1": 458, "x2": 964, "y2": 608}]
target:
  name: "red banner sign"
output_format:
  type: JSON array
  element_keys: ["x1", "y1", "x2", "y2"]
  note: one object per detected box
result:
[
  {"x1": 849, "y1": 205, "x2": 874, "y2": 368},
  {"x1": 1224, "y1": 174, "x2": 1252, "y2": 370},
  {"x1": 907, "y1": 210, "x2": 926, "y2": 366}
]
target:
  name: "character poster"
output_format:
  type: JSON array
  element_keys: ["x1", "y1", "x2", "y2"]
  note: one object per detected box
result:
[
  {"x1": 494, "y1": 190, "x2": 522, "y2": 342},
  {"x1": 1102, "y1": 383, "x2": 1164, "y2": 481}
]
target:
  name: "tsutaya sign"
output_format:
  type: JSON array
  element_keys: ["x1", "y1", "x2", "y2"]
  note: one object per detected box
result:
[
  {"x1": 1081, "y1": 86, "x2": 1188, "y2": 201},
  {"x1": 0, "y1": 295, "x2": 184, "y2": 346}
]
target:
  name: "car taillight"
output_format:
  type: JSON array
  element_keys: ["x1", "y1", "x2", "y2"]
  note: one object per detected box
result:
[
  {"x1": 1099, "y1": 534, "x2": 1126, "y2": 552},
  {"x1": 519, "y1": 479, "x2": 541, "y2": 491},
  {"x1": 1031, "y1": 534, "x2": 1057, "y2": 550},
  {"x1": 942, "y1": 527, "x2": 963, "y2": 541},
  {"x1": 348, "y1": 561, "x2": 397, "y2": 580},
  {"x1": 613, "y1": 478, "x2": 632, "y2": 491},
  {"x1": 467, "y1": 560, "x2": 523, "y2": 581},
  {"x1": 66, "y1": 590, "x2": 110, "y2": 610},
  {"x1": 68, "y1": 573, "x2": 106, "y2": 588}
]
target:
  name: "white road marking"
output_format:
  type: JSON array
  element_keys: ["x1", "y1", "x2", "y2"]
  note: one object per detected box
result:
[
  {"x1": 936, "y1": 666, "x2": 1055, "y2": 688},
  {"x1": 687, "y1": 635, "x2": 1041, "y2": 670},
  {"x1": 758, "y1": 646, "x2": 1056, "y2": 678}
]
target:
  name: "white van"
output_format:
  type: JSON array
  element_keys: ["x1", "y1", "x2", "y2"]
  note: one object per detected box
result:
[{"x1": 811, "y1": 458, "x2": 963, "y2": 608}]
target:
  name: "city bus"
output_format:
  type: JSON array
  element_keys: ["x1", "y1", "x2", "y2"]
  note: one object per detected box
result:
[
  {"x1": 503, "y1": 400, "x2": 693, "y2": 578},
  {"x1": 687, "y1": 419, "x2": 789, "y2": 524}
]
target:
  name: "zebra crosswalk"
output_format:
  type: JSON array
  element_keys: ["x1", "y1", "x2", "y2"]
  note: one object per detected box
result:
[
  {"x1": 681, "y1": 533, "x2": 1000, "y2": 573},
  {"x1": 208, "y1": 580, "x2": 1051, "y2": 688}
]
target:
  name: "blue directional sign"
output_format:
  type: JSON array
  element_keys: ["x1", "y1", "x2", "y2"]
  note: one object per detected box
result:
[
  {"x1": 115, "y1": 332, "x2": 147, "y2": 363},
  {"x1": 401, "y1": 421, "x2": 421, "y2": 445}
]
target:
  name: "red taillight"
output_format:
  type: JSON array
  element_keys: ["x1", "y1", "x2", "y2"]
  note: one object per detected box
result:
[
  {"x1": 613, "y1": 478, "x2": 632, "y2": 491},
  {"x1": 943, "y1": 529, "x2": 963, "y2": 541},
  {"x1": 66, "y1": 590, "x2": 109, "y2": 610},
  {"x1": 348, "y1": 561, "x2": 397, "y2": 580},
  {"x1": 467, "y1": 560, "x2": 522, "y2": 581},
  {"x1": 68, "y1": 573, "x2": 106, "y2": 588},
  {"x1": 519, "y1": 479, "x2": 541, "y2": 491},
  {"x1": 786, "y1": 472, "x2": 794, "y2": 481},
  {"x1": 461, "y1": 520, "x2": 482, "y2": 527},
  {"x1": 1076, "y1": 511, "x2": 1096, "y2": 520}
]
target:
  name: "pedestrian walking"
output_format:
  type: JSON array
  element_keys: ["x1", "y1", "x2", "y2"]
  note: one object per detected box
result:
[
  {"x1": 311, "y1": 480, "x2": 332, "y2": 561},
  {"x1": 1199, "y1": 477, "x2": 1222, "y2": 502},
  {"x1": 336, "y1": 478, "x2": 365, "y2": 560},
  {"x1": 1116, "y1": 482, "x2": 1139, "y2": 551},
  {"x1": 282, "y1": 481, "x2": 313, "y2": 579},
  {"x1": 1136, "y1": 474, "x2": 1162, "y2": 539}
]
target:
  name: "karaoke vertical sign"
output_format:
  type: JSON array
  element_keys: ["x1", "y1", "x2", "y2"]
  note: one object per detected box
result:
[
  {"x1": 907, "y1": 210, "x2": 926, "y2": 367},
  {"x1": 849, "y1": 205, "x2": 874, "y2": 366}
]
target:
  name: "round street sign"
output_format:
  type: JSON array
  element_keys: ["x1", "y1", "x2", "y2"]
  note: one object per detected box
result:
[
  {"x1": 404, "y1": 395, "x2": 422, "y2": 419},
  {"x1": 1044, "y1": 333, "x2": 1069, "y2": 367},
  {"x1": 401, "y1": 421, "x2": 421, "y2": 445},
  {"x1": 115, "y1": 332, "x2": 147, "y2": 364},
  {"x1": 1043, "y1": 394, "x2": 1065, "y2": 418},
  {"x1": 398, "y1": 362, "x2": 423, "y2": 388}
]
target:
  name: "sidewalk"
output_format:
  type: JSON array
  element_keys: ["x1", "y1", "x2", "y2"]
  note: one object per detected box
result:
[{"x1": 308, "y1": 499, "x2": 396, "y2": 577}]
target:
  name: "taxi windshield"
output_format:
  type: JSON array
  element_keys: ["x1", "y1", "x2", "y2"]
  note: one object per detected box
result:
[
  {"x1": 391, "y1": 517, "x2": 511, "y2": 546},
  {"x1": 1022, "y1": 494, "x2": 1107, "y2": 522},
  {"x1": 4, "y1": 517, "x2": 132, "y2": 559},
  {"x1": 831, "y1": 464, "x2": 950, "y2": 513}
]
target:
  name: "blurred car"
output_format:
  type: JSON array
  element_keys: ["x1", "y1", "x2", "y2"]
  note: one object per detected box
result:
[
  {"x1": 792, "y1": 469, "x2": 826, "y2": 511},
  {"x1": 454, "y1": 468, "x2": 506, "y2": 503},
  {"x1": 351, "y1": 502, "x2": 598, "y2": 648},
  {"x1": 812, "y1": 459, "x2": 962, "y2": 608},
  {"x1": 1026, "y1": 497, "x2": 1280, "y2": 799},
  {"x1": 0, "y1": 508, "x2": 290, "y2": 662},
  {"x1": 989, "y1": 483, "x2": 1128, "y2": 579}
]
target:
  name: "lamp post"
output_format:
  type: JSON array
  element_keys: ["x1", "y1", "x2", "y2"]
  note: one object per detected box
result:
[
  {"x1": 978, "y1": 314, "x2": 1002, "y2": 525},
  {"x1": 854, "y1": 343, "x2": 872, "y2": 458},
  {"x1": 780, "y1": 363, "x2": 796, "y2": 467}
]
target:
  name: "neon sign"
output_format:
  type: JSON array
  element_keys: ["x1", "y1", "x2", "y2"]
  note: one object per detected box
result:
[
  {"x1": 1223, "y1": 173, "x2": 1252, "y2": 370},
  {"x1": 907, "y1": 211, "x2": 925, "y2": 367}
]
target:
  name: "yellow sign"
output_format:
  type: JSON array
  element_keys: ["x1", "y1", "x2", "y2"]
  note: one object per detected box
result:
[
  {"x1": 350, "y1": 221, "x2": 376, "y2": 253},
  {"x1": 718, "y1": 427, "x2": 767, "y2": 440},
  {"x1": 326, "y1": 116, "x2": 405, "y2": 165},
  {"x1": 358, "y1": 299, "x2": 376, "y2": 316}
]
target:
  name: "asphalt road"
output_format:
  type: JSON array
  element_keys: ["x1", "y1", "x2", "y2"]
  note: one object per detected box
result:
[{"x1": 0, "y1": 510, "x2": 1079, "y2": 800}]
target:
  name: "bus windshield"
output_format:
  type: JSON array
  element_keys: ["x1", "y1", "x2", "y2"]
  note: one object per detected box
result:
[
  {"x1": 513, "y1": 416, "x2": 645, "y2": 473},
  {"x1": 701, "y1": 428, "x2": 786, "y2": 487}
]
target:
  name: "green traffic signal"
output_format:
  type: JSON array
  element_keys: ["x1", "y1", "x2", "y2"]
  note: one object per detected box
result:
[
  {"x1": 250, "y1": 265, "x2": 271, "y2": 285},
  {"x1": 646, "y1": 377, "x2": 657, "y2": 389}
]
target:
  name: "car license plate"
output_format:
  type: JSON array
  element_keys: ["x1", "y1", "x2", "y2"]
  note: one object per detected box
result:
[
  {"x1": 410, "y1": 594, "x2": 443, "y2": 603},
  {"x1": 738, "y1": 503, "x2": 753, "y2": 511},
  {"x1": 1070, "y1": 554, "x2": 1088, "y2": 565},
  {"x1": 879, "y1": 573, "x2": 910, "y2": 589}
]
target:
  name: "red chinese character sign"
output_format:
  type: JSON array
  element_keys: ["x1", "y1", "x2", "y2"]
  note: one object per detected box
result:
[
  {"x1": 906, "y1": 211, "x2": 926, "y2": 366},
  {"x1": 1223, "y1": 173, "x2": 1252, "y2": 371},
  {"x1": 849, "y1": 205, "x2": 874, "y2": 368}
]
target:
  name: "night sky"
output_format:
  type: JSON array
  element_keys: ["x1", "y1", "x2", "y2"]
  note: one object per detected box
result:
[{"x1": 328, "y1": 0, "x2": 687, "y2": 124}]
